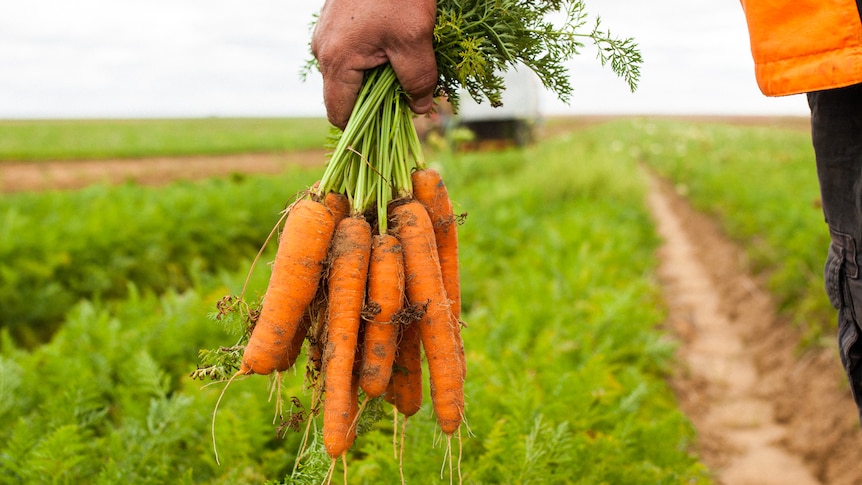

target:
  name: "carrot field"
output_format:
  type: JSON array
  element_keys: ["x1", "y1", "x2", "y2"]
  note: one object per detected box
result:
[
  {"x1": 0, "y1": 118, "x2": 330, "y2": 162},
  {"x1": 0, "y1": 117, "x2": 836, "y2": 484}
]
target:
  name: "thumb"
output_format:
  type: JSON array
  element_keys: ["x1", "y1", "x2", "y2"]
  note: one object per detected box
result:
[{"x1": 320, "y1": 67, "x2": 365, "y2": 130}]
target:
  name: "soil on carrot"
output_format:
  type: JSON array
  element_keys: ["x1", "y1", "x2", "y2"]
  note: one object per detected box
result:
[{"x1": 4, "y1": 115, "x2": 855, "y2": 483}]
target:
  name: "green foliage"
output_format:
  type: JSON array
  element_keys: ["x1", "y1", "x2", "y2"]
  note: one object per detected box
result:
[
  {"x1": 301, "y1": 1, "x2": 641, "y2": 113},
  {"x1": 434, "y1": 0, "x2": 642, "y2": 110},
  {"x1": 433, "y1": 137, "x2": 705, "y2": 483},
  {"x1": 191, "y1": 295, "x2": 259, "y2": 382},
  {"x1": 0, "y1": 123, "x2": 715, "y2": 483},
  {"x1": 0, "y1": 283, "x2": 308, "y2": 485},
  {"x1": 0, "y1": 167, "x2": 316, "y2": 346},
  {"x1": 0, "y1": 118, "x2": 330, "y2": 162},
  {"x1": 266, "y1": 133, "x2": 708, "y2": 483}
]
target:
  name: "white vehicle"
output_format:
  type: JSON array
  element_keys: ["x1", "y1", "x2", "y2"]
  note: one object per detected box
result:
[{"x1": 456, "y1": 66, "x2": 540, "y2": 146}]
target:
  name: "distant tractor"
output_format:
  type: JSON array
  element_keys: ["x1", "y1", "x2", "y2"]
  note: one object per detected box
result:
[{"x1": 455, "y1": 66, "x2": 540, "y2": 148}]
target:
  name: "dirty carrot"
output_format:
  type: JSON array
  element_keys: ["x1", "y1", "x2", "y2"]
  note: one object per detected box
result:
[
  {"x1": 322, "y1": 216, "x2": 372, "y2": 459},
  {"x1": 389, "y1": 317, "x2": 423, "y2": 418},
  {"x1": 275, "y1": 312, "x2": 311, "y2": 372},
  {"x1": 324, "y1": 191, "x2": 351, "y2": 224},
  {"x1": 411, "y1": 168, "x2": 462, "y2": 321},
  {"x1": 306, "y1": 191, "x2": 351, "y2": 373},
  {"x1": 411, "y1": 168, "x2": 467, "y2": 379},
  {"x1": 240, "y1": 198, "x2": 336, "y2": 375},
  {"x1": 358, "y1": 234, "x2": 404, "y2": 398},
  {"x1": 391, "y1": 200, "x2": 464, "y2": 434}
]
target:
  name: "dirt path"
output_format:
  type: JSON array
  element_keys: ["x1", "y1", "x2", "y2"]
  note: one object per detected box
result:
[
  {"x1": 0, "y1": 150, "x2": 326, "y2": 193},
  {"x1": 647, "y1": 173, "x2": 862, "y2": 484}
]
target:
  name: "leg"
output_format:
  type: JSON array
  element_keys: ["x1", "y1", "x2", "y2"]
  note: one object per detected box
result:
[{"x1": 808, "y1": 82, "x2": 862, "y2": 423}]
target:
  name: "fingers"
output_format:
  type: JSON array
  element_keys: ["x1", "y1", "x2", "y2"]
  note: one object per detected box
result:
[
  {"x1": 388, "y1": 42, "x2": 438, "y2": 116},
  {"x1": 319, "y1": 65, "x2": 366, "y2": 131},
  {"x1": 386, "y1": 0, "x2": 438, "y2": 115},
  {"x1": 319, "y1": 48, "x2": 437, "y2": 129},
  {"x1": 311, "y1": 9, "x2": 373, "y2": 130},
  {"x1": 312, "y1": 0, "x2": 438, "y2": 128}
]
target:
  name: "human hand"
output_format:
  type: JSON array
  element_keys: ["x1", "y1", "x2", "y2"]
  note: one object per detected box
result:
[{"x1": 311, "y1": 0, "x2": 437, "y2": 130}]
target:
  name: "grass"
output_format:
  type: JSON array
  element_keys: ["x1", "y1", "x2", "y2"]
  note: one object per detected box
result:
[{"x1": 0, "y1": 118, "x2": 331, "y2": 162}]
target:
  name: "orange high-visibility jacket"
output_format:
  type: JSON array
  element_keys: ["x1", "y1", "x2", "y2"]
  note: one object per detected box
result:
[{"x1": 740, "y1": 0, "x2": 862, "y2": 96}]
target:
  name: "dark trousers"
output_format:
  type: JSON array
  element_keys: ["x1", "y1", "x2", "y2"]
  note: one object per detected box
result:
[{"x1": 808, "y1": 82, "x2": 862, "y2": 423}]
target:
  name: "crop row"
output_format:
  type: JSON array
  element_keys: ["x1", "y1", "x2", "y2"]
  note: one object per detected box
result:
[
  {"x1": 0, "y1": 118, "x2": 331, "y2": 162},
  {"x1": 0, "y1": 127, "x2": 709, "y2": 483},
  {"x1": 0, "y1": 169, "x2": 317, "y2": 345}
]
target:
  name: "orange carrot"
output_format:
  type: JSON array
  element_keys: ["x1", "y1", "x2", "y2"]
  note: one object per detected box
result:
[
  {"x1": 412, "y1": 168, "x2": 467, "y2": 379},
  {"x1": 358, "y1": 234, "x2": 404, "y2": 398},
  {"x1": 391, "y1": 201, "x2": 464, "y2": 434},
  {"x1": 383, "y1": 379, "x2": 396, "y2": 406},
  {"x1": 305, "y1": 191, "x2": 351, "y2": 375},
  {"x1": 240, "y1": 198, "x2": 336, "y2": 375},
  {"x1": 411, "y1": 168, "x2": 462, "y2": 321},
  {"x1": 345, "y1": 373, "x2": 360, "y2": 451},
  {"x1": 322, "y1": 216, "x2": 372, "y2": 459},
  {"x1": 275, "y1": 312, "x2": 310, "y2": 372},
  {"x1": 324, "y1": 191, "x2": 351, "y2": 224},
  {"x1": 389, "y1": 318, "x2": 423, "y2": 418},
  {"x1": 345, "y1": 328, "x2": 363, "y2": 445}
]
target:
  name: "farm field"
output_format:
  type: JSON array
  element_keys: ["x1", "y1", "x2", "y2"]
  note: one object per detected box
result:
[
  {"x1": 0, "y1": 118, "x2": 331, "y2": 162},
  {"x1": 0, "y1": 116, "x2": 859, "y2": 484}
]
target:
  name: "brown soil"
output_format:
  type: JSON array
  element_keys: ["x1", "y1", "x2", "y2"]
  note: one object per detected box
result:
[
  {"x1": 0, "y1": 115, "x2": 808, "y2": 194},
  {"x1": 0, "y1": 150, "x2": 326, "y2": 193},
  {"x1": 2, "y1": 115, "x2": 856, "y2": 483},
  {"x1": 649, "y1": 173, "x2": 862, "y2": 484}
]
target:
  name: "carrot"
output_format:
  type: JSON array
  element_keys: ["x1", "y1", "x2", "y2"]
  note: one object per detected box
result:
[
  {"x1": 322, "y1": 216, "x2": 372, "y2": 459},
  {"x1": 274, "y1": 312, "x2": 310, "y2": 372},
  {"x1": 346, "y1": 330, "x2": 363, "y2": 445},
  {"x1": 389, "y1": 318, "x2": 423, "y2": 418},
  {"x1": 411, "y1": 168, "x2": 467, "y2": 379},
  {"x1": 383, "y1": 380, "x2": 396, "y2": 406},
  {"x1": 411, "y1": 168, "x2": 462, "y2": 321},
  {"x1": 358, "y1": 234, "x2": 404, "y2": 398},
  {"x1": 387, "y1": 321, "x2": 420, "y2": 485},
  {"x1": 306, "y1": 191, "x2": 351, "y2": 375},
  {"x1": 391, "y1": 200, "x2": 464, "y2": 434},
  {"x1": 240, "y1": 198, "x2": 336, "y2": 375},
  {"x1": 324, "y1": 191, "x2": 351, "y2": 223},
  {"x1": 324, "y1": 371, "x2": 361, "y2": 485}
]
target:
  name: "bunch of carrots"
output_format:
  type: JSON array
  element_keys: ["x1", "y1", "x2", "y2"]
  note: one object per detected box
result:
[
  {"x1": 194, "y1": 0, "x2": 642, "y2": 481},
  {"x1": 240, "y1": 165, "x2": 468, "y2": 461},
  {"x1": 194, "y1": 63, "x2": 469, "y2": 480}
]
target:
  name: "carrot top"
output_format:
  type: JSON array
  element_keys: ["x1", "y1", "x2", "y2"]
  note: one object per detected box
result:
[{"x1": 315, "y1": 65, "x2": 419, "y2": 231}]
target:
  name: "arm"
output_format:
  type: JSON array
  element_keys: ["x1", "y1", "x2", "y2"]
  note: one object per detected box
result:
[{"x1": 311, "y1": 0, "x2": 437, "y2": 129}]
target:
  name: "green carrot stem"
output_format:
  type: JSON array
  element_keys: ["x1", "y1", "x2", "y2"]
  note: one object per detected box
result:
[{"x1": 318, "y1": 64, "x2": 424, "y2": 222}]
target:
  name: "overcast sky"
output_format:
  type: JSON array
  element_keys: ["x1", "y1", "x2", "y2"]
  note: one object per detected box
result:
[{"x1": 0, "y1": 0, "x2": 810, "y2": 119}]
